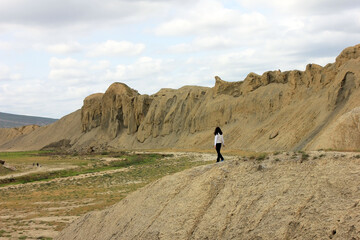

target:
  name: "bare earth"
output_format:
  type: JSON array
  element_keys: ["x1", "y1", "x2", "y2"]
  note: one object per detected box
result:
[
  {"x1": 0, "y1": 152, "x2": 219, "y2": 240},
  {"x1": 57, "y1": 151, "x2": 360, "y2": 240}
]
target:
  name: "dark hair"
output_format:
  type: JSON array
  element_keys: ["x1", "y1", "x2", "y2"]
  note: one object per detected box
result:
[{"x1": 214, "y1": 127, "x2": 222, "y2": 135}]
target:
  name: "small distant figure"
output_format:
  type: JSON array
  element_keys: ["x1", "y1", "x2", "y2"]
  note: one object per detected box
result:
[
  {"x1": 36, "y1": 163, "x2": 39, "y2": 167},
  {"x1": 214, "y1": 127, "x2": 225, "y2": 162}
]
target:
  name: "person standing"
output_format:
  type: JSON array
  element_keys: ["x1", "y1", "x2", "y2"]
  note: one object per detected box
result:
[{"x1": 214, "y1": 127, "x2": 225, "y2": 162}]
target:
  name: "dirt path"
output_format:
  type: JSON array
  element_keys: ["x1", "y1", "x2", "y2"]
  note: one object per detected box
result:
[
  {"x1": 0, "y1": 165, "x2": 77, "y2": 180},
  {"x1": 0, "y1": 166, "x2": 132, "y2": 190}
]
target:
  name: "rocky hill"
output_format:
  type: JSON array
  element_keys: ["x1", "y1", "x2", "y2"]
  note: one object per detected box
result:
[
  {"x1": 1, "y1": 44, "x2": 360, "y2": 152},
  {"x1": 56, "y1": 152, "x2": 360, "y2": 239}
]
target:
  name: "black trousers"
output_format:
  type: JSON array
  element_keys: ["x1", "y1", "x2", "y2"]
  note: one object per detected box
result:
[{"x1": 216, "y1": 143, "x2": 224, "y2": 162}]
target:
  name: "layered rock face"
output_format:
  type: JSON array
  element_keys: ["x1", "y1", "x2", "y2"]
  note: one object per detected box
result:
[
  {"x1": 76, "y1": 44, "x2": 360, "y2": 151},
  {"x1": 81, "y1": 84, "x2": 152, "y2": 138},
  {"x1": 1, "y1": 44, "x2": 360, "y2": 151}
]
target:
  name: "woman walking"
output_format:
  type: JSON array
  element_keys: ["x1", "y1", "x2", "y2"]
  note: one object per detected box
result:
[{"x1": 214, "y1": 127, "x2": 225, "y2": 162}]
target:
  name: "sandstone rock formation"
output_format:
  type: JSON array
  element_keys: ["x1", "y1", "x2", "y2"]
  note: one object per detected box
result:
[
  {"x1": 1, "y1": 44, "x2": 360, "y2": 152},
  {"x1": 56, "y1": 154, "x2": 360, "y2": 239}
]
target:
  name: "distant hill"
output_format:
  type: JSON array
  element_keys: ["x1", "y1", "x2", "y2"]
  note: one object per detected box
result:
[{"x1": 0, "y1": 112, "x2": 58, "y2": 128}]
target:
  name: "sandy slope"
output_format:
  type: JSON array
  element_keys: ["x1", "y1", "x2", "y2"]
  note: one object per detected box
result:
[
  {"x1": 0, "y1": 110, "x2": 82, "y2": 151},
  {"x1": 56, "y1": 152, "x2": 360, "y2": 240},
  {"x1": 0, "y1": 125, "x2": 39, "y2": 146}
]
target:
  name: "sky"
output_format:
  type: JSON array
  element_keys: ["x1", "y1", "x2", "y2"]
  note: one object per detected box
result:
[{"x1": 0, "y1": 0, "x2": 359, "y2": 119}]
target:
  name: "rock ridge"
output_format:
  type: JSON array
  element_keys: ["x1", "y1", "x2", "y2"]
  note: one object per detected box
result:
[{"x1": 1, "y1": 44, "x2": 360, "y2": 152}]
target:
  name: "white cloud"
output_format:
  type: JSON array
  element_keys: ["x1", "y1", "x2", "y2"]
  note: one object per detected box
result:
[
  {"x1": 46, "y1": 41, "x2": 83, "y2": 54},
  {"x1": 0, "y1": 41, "x2": 12, "y2": 50},
  {"x1": 49, "y1": 57, "x2": 89, "y2": 69},
  {"x1": 239, "y1": 0, "x2": 360, "y2": 15},
  {"x1": 49, "y1": 57, "x2": 92, "y2": 83},
  {"x1": 105, "y1": 57, "x2": 165, "y2": 81},
  {"x1": 0, "y1": 64, "x2": 22, "y2": 81},
  {"x1": 169, "y1": 36, "x2": 236, "y2": 53},
  {"x1": 87, "y1": 40, "x2": 145, "y2": 57},
  {"x1": 91, "y1": 60, "x2": 111, "y2": 71},
  {"x1": 155, "y1": 0, "x2": 267, "y2": 36},
  {"x1": 0, "y1": 0, "x2": 169, "y2": 28}
]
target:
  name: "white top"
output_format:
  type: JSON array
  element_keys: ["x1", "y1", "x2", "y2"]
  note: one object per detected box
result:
[{"x1": 214, "y1": 134, "x2": 224, "y2": 146}]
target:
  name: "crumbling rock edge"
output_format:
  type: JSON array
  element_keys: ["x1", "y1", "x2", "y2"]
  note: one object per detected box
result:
[{"x1": 1, "y1": 44, "x2": 360, "y2": 152}]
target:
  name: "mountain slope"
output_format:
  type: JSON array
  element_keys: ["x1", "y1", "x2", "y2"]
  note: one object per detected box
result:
[
  {"x1": 0, "y1": 110, "x2": 81, "y2": 151},
  {"x1": 56, "y1": 153, "x2": 360, "y2": 239},
  {"x1": 1, "y1": 44, "x2": 360, "y2": 152},
  {"x1": 0, "y1": 112, "x2": 57, "y2": 128}
]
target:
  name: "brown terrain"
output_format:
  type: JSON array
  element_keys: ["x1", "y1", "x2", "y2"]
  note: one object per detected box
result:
[
  {"x1": 1, "y1": 44, "x2": 360, "y2": 240},
  {"x1": 57, "y1": 152, "x2": 360, "y2": 240},
  {"x1": 1, "y1": 44, "x2": 360, "y2": 153}
]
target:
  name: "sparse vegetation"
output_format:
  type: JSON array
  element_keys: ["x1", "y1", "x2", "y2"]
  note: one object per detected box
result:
[
  {"x1": 0, "y1": 153, "x2": 163, "y2": 186},
  {"x1": 256, "y1": 153, "x2": 267, "y2": 161},
  {"x1": 301, "y1": 152, "x2": 310, "y2": 161},
  {"x1": 0, "y1": 150, "x2": 214, "y2": 237}
]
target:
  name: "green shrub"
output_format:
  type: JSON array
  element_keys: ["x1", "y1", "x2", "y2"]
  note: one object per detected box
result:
[
  {"x1": 301, "y1": 153, "x2": 309, "y2": 161},
  {"x1": 256, "y1": 154, "x2": 267, "y2": 161}
]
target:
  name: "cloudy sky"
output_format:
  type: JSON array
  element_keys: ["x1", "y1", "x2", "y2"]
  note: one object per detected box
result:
[{"x1": 0, "y1": 0, "x2": 359, "y2": 118}]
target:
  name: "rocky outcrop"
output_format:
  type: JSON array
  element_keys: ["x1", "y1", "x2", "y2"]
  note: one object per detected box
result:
[
  {"x1": 81, "y1": 83, "x2": 153, "y2": 139},
  {"x1": 2, "y1": 44, "x2": 360, "y2": 152},
  {"x1": 76, "y1": 44, "x2": 360, "y2": 151},
  {"x1": 335, "y1": 44, "x2": 360, "y2": 67}
]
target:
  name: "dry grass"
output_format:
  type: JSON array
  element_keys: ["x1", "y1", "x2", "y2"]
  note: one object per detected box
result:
[{"x1": 0, "y1": 150, "x2": 214, "y2": 239}]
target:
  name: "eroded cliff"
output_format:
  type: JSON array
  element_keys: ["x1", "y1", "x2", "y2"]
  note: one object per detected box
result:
[
  {"x1": 1, "y1": 44, "x2": 360, "y2": 152},
  {"x1": 73, "y1": 44, "x2": 360, "y2": 151}
]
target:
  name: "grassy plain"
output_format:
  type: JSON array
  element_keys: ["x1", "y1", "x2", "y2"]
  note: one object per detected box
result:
[{"x1": 0, "y1": 150, "x2": 215, "y2": 240}]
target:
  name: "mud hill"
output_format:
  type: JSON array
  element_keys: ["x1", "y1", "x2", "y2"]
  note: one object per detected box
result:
[
  {"x1": 0, "y1": 125, "x2": 40, "y2": 147},
  {"x1": 1, "y1": 44, "x2": 360, "y2": 152},
  {"x1": 56, "y1": 153, "x2": 360, "y2": 239}
]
